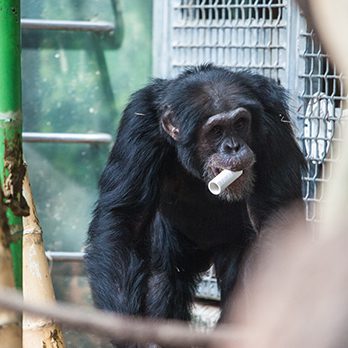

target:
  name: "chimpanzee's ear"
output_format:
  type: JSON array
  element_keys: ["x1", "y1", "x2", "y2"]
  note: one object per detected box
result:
[{"x1": 161, "y1": 109, "x2": 179, "y2": 140}]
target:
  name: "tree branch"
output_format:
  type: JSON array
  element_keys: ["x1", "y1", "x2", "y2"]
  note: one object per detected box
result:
[{"x1": 0, "y1": 287, "x2": 244, "y2": 347}]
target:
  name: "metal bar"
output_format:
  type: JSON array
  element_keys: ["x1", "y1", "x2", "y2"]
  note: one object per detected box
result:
[
  {"x1": 173, "y1": 44, "x2": 284, "y2": 49},
  {"x1": 0, "y1": 0, "x2": 24, "y2": 289},
  {"x1": 23, "y1": 132, "x2": 112, "y2": 144},
  {"x1": 45, "y1": 251, "x2": 84, "y2": 262},
  {"x1": 45, "y1": 251, "x2": 222, "y2": 301},
  {"x1": 172, "y1": 64, "x2": 286, "y2": 70},
  {"x1": 172, "y1": 24, "x2": 287, "y2": 29},
  {"x1": 21, "y1": 19, "x2": 115, "y2": 33}
]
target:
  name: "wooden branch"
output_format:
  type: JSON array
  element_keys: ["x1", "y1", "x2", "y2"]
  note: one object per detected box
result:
[
  {"x1": 22, "y1": 172, "x2": 65, "y2": 347},
  {"x1": 0, "y1": 287, "x2": 244, "y2": 347}
]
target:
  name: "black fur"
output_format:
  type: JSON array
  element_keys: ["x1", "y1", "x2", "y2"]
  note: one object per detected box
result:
[{"x1": 85, "y1": 65, "x2": 305, "y2": 343}]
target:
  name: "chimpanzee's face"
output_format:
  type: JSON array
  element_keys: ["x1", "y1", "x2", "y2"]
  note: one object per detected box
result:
[
  {"x1": 197, "y1": 106, "x2": 256, "y2": 201},
  {"x1": 161, "y1": 101, "x2": 257, "y2": 201},
  {"x1": 160, "y1": 75, "x2": 265, "y2": 201}
]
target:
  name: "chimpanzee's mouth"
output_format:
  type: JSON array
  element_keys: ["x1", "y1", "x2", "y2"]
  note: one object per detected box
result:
[
  {"x1": 211, "y1": 166, "x2": 243, "y2": 177},
  {"x1": 211, "y1": 167, "x2": 226, "y2": 176},
  {"x1": 211, "y1": 167, "x2": 221, "y2": 177},
  {"x1": 210, "y1": 157, "x2": 256, "y2": 178},
  {"x1": 204, "y1": 162, "x2": 256, "y2": 201}
]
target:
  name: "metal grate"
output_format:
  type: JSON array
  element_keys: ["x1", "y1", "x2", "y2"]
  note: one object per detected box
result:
[
  {"x1": 155, "y1": 0, "x2": 288, "y2": 83},
  {"x1": 297, "y1": 25, "x2": 348, "y2": 223},
  {"x1": 196, "y1": 266, "x2": 220, "y2": 301},
  {"x1": 153, "y1": 0, "x2": 347, "y2": 300}
]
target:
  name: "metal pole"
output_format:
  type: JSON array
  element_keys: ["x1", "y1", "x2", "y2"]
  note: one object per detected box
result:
[
  {"x1": 0, "y1": 0, "x2": 28, "y2": 288},
  {"x1": 21, "y1": 19, "x2": 115, "y2": 33},
  {"x1": 45, "y1": 251, "x2": 85, "y2": 262},
  {"x1": 23, "y1": 132, "x2": 112, "y2": 144}
]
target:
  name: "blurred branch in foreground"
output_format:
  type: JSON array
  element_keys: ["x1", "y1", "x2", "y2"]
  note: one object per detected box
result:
[
  {"x1": 0, "y1": 287, "x2": 244, "y2": 347},
  {"x1": 222, "y1": 215, "x2": 348, "y2": 348}
]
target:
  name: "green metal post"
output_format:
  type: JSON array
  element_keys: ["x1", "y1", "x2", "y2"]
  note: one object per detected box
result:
[{"x1": 0, "y1": 0, "x2": 28, "y2": 288}]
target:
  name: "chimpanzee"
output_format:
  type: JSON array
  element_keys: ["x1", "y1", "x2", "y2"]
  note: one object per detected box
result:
[{"x1": 85, "y1": 64, "x2": 305, "y2": 335}]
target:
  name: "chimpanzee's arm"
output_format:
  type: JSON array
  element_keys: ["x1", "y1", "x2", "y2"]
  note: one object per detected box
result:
[{"x1": 85, "y1": 81, "x2": 169, "y2": 315}]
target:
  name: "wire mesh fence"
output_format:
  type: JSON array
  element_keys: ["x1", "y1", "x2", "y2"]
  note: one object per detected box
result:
[
  {"x1": 298, "y1": 25, "x2": 348, "y2": 222},
  {"x1": 170, "y1": 0, "x2": 288, "y2": 82}
]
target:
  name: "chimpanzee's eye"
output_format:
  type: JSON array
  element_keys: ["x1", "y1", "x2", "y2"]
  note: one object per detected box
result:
[
  {"x1": 210, "y1": 125, "x2": 223, "y2": 138},
  {"x1": 234, "y1": 118, "x2": 247, "y2": 131}
]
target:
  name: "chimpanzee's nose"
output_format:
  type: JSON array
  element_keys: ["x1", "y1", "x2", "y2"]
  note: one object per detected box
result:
[{"x1": 222, "y1": 138, "x2": 241, "y2": 154}]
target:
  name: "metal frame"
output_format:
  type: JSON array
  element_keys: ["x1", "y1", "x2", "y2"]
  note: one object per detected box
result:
[{"x1": 22, "y1": 3, "x2": 117, "y2": 288}]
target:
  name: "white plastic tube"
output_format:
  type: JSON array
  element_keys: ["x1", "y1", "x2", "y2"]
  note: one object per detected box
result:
[{"x1": 208, "y1": 169, "x2": 243, "y2": 195}]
